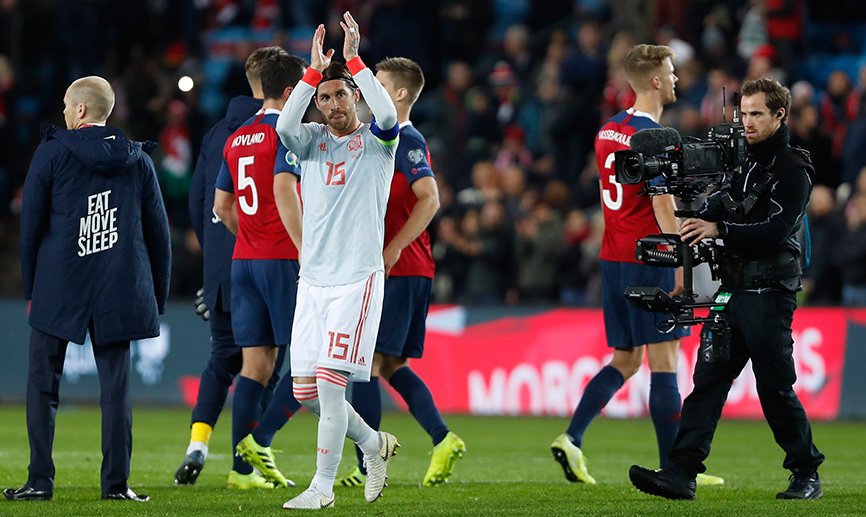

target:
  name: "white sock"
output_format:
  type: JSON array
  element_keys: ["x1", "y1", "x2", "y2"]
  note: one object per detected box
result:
[
  {"x1": 186, "y1": 441, "x2": 208, "y2": 459},
  {"x1": 311, "y1": 369, "x2": 350, "y2": 498},
  {"x1": 345, "y1": 400, "x2": 379, "y2": 456},
  {"x1": 293, "y1": 382, "x2": 321, "y2": 415}
]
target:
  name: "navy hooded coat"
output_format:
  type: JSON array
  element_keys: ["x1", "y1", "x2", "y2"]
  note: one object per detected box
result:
[
  {"x1": 188, "y1": 95, "x2": 262, "y2": 312},
  {"x1": 20, "y1": 124, "x2": 171, "y2": 346}
]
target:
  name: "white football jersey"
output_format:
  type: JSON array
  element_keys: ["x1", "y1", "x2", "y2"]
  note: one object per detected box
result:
[{"x1": 278, "y1": 74, "x2": 398, "y2": 286}]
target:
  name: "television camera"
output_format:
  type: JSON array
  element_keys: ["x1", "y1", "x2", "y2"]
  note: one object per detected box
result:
[{"x1": 613, "y1": 93, "x2": 746, "y2": 361}]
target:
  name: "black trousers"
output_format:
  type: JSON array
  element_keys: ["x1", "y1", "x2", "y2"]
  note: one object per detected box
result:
[
  {"x1": 26, "y1": 327, "x2": 132, "y2": 495},
  {"x1": 670, "y1": 290, "x2": 825, "y2": 475}
]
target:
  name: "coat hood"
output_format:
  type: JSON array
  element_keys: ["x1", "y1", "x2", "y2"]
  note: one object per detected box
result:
[
  {"x1": 225, "y1": 96, "x2": 264, "y2": 132},
  {"x1": 41, "y1": 123, "x2": 156, "y2": 176}
]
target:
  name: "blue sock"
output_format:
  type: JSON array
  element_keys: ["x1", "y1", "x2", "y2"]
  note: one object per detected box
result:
[
  {"x1": 232, "y1": 376, "x2": 265, "y2": 474},
  {"x1": 566, "y1": 365, "x2": 624, "y2": 448},
  {"x1": 253, "y1": 374, "x2": 301, "y2": 447},
  {"x1": 349, "y1": 377, "x2": 381, "y2": 474},
  {"x1": 649, "y1": 372, "x2": 681, "y2": 469},
  {"x1": 260, "y1": 345, "x2": 287, "y2": 411},
  {"x1": 389, "y1": 367, "x2": 449, "y2": 446}
]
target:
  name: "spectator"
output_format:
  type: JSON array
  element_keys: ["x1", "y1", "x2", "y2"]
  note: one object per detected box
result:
[
  {"x1": 457, "y1": 160, "x2": 500, "y2": 210},
  {"x1": 515, "y1": 199, "x2": 564, "y2": 302},
  {"x1": 802, "y1": 185, "x2": 843, "y2": 304},
  {"x1": 834, "y1": 192, "x2": 866, "y2": 306},
  {"x1": 789, "y1": 103, "x2": 839, "y2": 188},
  {"x1": 737, "y1": 0, "x2": 768, "y2": 61},
  {"x1": 462, "y1": 200, "x2": 514, "y2": 304},
  {"x1": 418, "y1": 60, "x2": 472, "y2": 183},
  {"x1": 494, "y1": 124, "x2": 533, "y2": 172},
  {"x1": 819, "y1": 69, "x2": 854, "y2": 159},
  {"x1": 158, "y1": 99, "x2": 193, "y2": 227},
  {"x1": 559, "y1": 208, "x2": 591, "y2": 306}
]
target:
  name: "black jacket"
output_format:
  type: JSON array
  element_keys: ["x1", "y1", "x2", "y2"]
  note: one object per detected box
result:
[
  {"x1": 699, "y1": 124, "x2": 814, "y2": 261},
  {"x1": 188, "y1": 95, "x2": 262, "y2": 311},
  {"x1": 20, "y1": 124, "x2": 171, "y2": 345}
]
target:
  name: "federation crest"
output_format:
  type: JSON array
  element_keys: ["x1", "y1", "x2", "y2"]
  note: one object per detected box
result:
[
  {"x1": 407, "y1": 148, "x2": 425, "y2": 164},
  {"x1": 348, "y1": 134, "x2": 364, "y2": 152}
]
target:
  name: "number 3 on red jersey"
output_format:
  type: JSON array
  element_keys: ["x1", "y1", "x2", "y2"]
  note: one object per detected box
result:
[{"x1": 601, "y1": 152, "x2": 622, "y2": 211}]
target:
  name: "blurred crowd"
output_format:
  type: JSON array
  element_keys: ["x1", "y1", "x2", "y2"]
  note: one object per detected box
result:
[{"x1": 0, "y1": 0, "x2": 864, "y2": 306}]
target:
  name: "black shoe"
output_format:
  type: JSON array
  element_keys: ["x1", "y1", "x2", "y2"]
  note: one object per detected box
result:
[
  {"x1": 776, "y1": 472, "x2": 822, "y2": 500},
  {"x1": 3, "y1": 486, "x2": 52, "y2": 501},
  {"x1": 101, "y1": 488, "x2": 150, "y2": 502},
  {"x1": 174, "y1": 450, "x2": 205, "y2": 485},
  {"x1": 629, "y1": 465, "x2": 696, "y2": 500}
]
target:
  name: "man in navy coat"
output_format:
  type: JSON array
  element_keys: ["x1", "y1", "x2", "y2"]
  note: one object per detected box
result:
[
  {"x1": 5, "y1": 76, "x2": 171, "y2": 502},
  {"x1": 176, "y1": 46, "x2": 295, "y2": 488}
]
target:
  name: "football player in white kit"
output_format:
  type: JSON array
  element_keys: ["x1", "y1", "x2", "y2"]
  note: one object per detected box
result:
[{"x1": 275, "y1": 11, "x2": 400, "y2": 510}]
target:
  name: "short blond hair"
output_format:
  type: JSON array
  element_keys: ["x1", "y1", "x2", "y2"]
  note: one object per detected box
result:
[
  {"x1": 68, "y1": 76, "x2": 115, "y2": 121},
  {"x1": 623, "y1": 44, "x2": 675, "y2": 92},
  {"x1": 375, "y1": 57, "x2": 425, "y2": 103}
]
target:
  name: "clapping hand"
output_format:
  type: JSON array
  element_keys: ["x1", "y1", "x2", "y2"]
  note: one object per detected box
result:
[
  {"x1": 340, "y1": 11, "x2": 360, "y2": 61},
  {"x1": 310, "y1": 24, "x2": 335, "y2": 72}
]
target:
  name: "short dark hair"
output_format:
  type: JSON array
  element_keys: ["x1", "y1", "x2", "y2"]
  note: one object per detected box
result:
[
  {"x1": 318, "y1": 62, "x2": 357, "y2": 92},
  {"x1": 375, "y1": 57, "x2": 425, "y2": 103},
  {"x1": 245, "y1": 46, "x2": 278, "y2": 84},
  {"x1": 741, "y1": 76, "x2": 792, "y2": 122},
  {"x1": 259, "y1": 51, "x2": 307, "y2": 100}
]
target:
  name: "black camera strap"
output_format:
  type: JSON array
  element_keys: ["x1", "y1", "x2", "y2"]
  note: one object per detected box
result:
[{"x1": 719, "y1": 158, "x2": 777, "y2": 222}]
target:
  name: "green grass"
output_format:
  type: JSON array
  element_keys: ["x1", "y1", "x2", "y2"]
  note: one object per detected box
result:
[{"x1": 0, "y1": 405, "x2": 864, "y2": 516}]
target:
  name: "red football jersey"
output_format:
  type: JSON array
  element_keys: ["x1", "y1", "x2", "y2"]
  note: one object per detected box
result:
[
  {"x1": 596, "y1": 109, "x2": 663, "y2": 263},
  {"x1": 218, "y1": 111, "x2": 300, "y2": 260},
  {"x1": 385, "y1": 123, "x2": 435, "y2": 278}
]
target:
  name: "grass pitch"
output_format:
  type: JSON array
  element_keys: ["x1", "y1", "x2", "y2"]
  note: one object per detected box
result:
[{"x1": 0, "y1": 405, "x2": 864, "y2": 516}]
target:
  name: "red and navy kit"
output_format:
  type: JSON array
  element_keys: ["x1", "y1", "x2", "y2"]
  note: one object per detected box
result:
[
  {"x1": 596, "y1": 109, "x2": 661, "y2": 263},
  {"x1": 216, "y1": 110, "x2": 300, "y2": 260},
  {"x1": 385, "y1": 122, "x2": 435, "y2": 278}
]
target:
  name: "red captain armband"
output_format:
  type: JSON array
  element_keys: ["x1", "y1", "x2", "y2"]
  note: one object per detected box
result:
[
  {"x1": 347, "y1": 56, "x2": 366, "y2": 76},
  {"x1": 302, "y1": 68, "x2": 323, "y2": 87}
]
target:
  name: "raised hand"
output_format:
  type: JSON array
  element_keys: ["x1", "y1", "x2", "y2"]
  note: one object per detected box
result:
[
  {"x1": 340, "y1": 11, "x2": 360, "y2": 61},
  {"x1": 310, "y1": 23, "x2": 334, "y2": 72}
]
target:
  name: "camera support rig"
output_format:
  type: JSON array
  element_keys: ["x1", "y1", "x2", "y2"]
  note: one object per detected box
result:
[{"x1": 623, "y1": 211, "x2": 727, "y2": 331}]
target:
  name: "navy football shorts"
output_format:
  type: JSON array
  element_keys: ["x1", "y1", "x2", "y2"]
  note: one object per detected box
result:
[
  {"x1": 375, "y1": 276, "x2": 432, "y2": 358},
  {"x1": 230, "y1": 259, "x2": 300, "y2": 347},
  {"x1": 600, "y1": 260, "x2": 689, "y2": 349}
]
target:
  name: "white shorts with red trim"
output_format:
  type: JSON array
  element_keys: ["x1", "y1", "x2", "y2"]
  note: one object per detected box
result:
[{"x1": 290, "y1": 271, "x2": 384, "y2": 382}]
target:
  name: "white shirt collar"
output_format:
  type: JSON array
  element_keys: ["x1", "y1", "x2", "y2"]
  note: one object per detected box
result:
[{"x1": 627, "y1": 107, "x2": 658, "y2": 123}]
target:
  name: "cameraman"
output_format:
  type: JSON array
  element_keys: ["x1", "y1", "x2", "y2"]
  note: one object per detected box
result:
[{"x1": 630, "y1": 77, "x2": 825, "y2": 500}]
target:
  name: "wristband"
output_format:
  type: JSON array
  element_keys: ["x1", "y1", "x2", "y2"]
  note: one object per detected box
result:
[
  {"x1": 302, "y1": 68, "x2": 323, "y2": 87},
  {"x1": 347, "y1": 56, "x2": 366, "y2": 76}
]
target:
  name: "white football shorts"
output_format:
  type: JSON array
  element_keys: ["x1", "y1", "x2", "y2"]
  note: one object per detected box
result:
[{"x1": 290, "y1": 271, "x2": 383, "y2": 382}]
